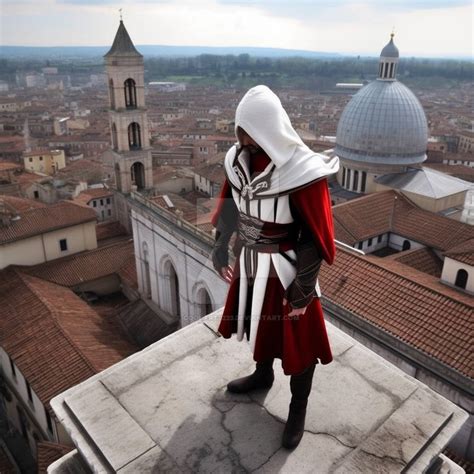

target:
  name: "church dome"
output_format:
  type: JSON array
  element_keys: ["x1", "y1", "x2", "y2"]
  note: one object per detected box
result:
[{"x1": 335, "y1": 36, "x2": 428, "y2": 166}]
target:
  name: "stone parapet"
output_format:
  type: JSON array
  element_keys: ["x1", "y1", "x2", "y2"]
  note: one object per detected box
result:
[{"x1": 50, "y1": 310, "x2": 468, "y2": 473}]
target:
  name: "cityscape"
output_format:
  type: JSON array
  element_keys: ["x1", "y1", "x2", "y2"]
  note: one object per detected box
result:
[{"x1": 0, "y1": 2, "x2": 473, "y2": 473}]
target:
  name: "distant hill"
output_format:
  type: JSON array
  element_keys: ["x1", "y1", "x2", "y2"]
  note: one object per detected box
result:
[{"x1": 0, "y1": 44, "x2": 342, "y2": 59}]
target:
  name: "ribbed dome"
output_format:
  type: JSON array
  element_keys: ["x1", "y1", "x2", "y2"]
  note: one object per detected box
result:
[{"x1": 335, "y1": 80, "x2": 428, "y2": 166}]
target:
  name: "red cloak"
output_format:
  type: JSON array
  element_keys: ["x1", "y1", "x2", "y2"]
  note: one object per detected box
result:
[{"x1": 212, "y1": 153, "x2": 336, "y2": 375}]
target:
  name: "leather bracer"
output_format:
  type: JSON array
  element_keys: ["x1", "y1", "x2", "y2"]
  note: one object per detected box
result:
[
  {"x1": 211, "y1": 194, "x2": 238, "y2": 272},
  {"x1": 285, "y1": 224, "x2": 323, "y2": 310}
]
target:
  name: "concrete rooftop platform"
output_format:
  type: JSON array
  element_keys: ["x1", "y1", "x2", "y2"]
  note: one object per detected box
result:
[{"x1": 50, "y1": 310, "x2": 468, "y2": 473}]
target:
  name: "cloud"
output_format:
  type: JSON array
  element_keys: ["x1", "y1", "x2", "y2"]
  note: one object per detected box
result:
[
  {"x1": 0, "y1": 0, "x2": 471, "y2": 57},
  {"x1": 217, "y1": 0, "x2": 471, "y2": 9}
]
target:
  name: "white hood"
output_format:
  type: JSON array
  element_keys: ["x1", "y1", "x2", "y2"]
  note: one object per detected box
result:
[{"x1": 225, "y1": 85, "x2": 339, "y2": 196}]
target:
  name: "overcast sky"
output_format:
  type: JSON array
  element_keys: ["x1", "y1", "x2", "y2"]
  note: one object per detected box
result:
[{"x1": 1, "y1": 0, "x2": 472, "y2": 57}]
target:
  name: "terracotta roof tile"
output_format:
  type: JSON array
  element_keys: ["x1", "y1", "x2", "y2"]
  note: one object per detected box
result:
[
  {"x1": 117, "y1": 255, "x2": 138, "y2": 290},
  {"x1": 0, "y1": 201, "x2": 96, "y2": 245},
  {"x1": 333, "y1": 191, "x2": 395, "y2": 243},
  {"x1": 320, "y1": 246, "x2": 473, "y2": 379},
  {"x1": 0, "y1": 161, "x2": 21, "y2": 172},
  {"x1": 332, "y1": 190, "x2": 474, "y2": 251},
  {"x1": 0, "y1": 444, "x2": 16, "y2": 474},
  {"x1": 96, "y1": 220, "x2": 127, "y2": 241},
  {"x1": 392, "y1": 247, "x2": 443, "y2": 277},
  {"x1": 76, "y1": 188, "x2": 113, "y2": 203},
  {"x1": 20, "y1": 240, "x2": 134, "y2": 287},
  {"x1": 36, "y1": 442, "x2": 72, "y2": 474},
  {"x1": 444, "y1": 238, "x2": 474, "y2": 266},
  {"x1": 0, "y1": 195, "x2": 47, "y2": 213},
  {"x1": 0, "y1": 269, "x2": 136, "y2": 406}
]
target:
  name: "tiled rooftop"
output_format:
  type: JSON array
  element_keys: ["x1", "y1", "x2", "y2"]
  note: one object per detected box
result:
[
  {"x1": 21, "y1": 240, "x2": 134, "y2": 288},
  {"x1": 320, "y1": 247, "x2": 473, "y2": 379},
  {"x1": 37, "y1": 442, "x2": 72, "y2": 474},
  {"x1": 76, "y1": 187, "x2": 113, "y2": 203},
  {"x1": 444, "y1": 238, "x2": 474, "y2": 266},
  {"x1": 332, "y1": 190, "x2": 474, "y2": 251},
  {"x1": 0, "y1": 194, "x2": 46, "y2": 213},
  {"x1": 0, "y1": 201, "x2": 96, "y2": 244},
  {"x1": 391, "y1": 247, "x2": 443, "y2": 277},
  {"x1": 0, "y1": 268, "x2": 136, "y2": 407}
]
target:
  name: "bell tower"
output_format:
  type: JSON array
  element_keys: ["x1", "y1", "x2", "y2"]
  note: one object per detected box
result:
[{"x1": 104, "y1": 20, "x2": 153, "y2": 193}]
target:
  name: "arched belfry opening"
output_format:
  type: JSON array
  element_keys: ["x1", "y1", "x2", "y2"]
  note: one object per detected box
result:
[
  {"x1": 128, "y1": 122, "x2": 141, "y2": 150},
  {"x1": 131, "y1": 162, "x2": 145, "y2": 190},
  {"x1": 109, "y1": 78, "x2": 115, "y2": 109},
  {"x1": 111, "y1": 123, "x2": 118, "y2": 150},
  {"x1": 196, "y1": 287, "x2": 213, "y2": 318},
  {"x1": 454, "y1": 269, "x2": 468, "y2": 290},
  {"x1": 124, "y1": 78, "x2": 137, "y2": 108}
]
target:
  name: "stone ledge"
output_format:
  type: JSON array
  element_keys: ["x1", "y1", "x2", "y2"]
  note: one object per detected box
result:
[{"x1": 50, "y1": 310, "x2": 468, "y2": 473}]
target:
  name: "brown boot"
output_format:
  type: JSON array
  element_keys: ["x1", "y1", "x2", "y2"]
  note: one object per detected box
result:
[
  {"x1": 226, "y1": 359, "x2": 274, "y2": 394},
  {"x1": 282, "y1": 364, "x2": 316, "y2": 449}
]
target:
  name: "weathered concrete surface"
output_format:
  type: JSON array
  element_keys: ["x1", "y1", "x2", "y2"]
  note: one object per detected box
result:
[{"x1": 50, "y1": 310, "x2": 468, "y2": 473}]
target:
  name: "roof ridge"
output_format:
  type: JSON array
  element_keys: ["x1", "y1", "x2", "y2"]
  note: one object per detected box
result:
[
  {"x1": 15, "y1": 271, "x2": 100, "y2": 374},
  {"x1": 334, "y1": 189, "x2": 396, "y2": 209}
]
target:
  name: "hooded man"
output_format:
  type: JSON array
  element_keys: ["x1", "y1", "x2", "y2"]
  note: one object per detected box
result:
[{"x1": 211, "y1": 85, "x2": 339, "y2": 449}]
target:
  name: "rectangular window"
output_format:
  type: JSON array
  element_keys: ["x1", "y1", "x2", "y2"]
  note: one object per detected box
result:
[
  {"x1": 106, "y1": 198, "x2": 111, "y2": 204},
  {"x1": 9, "y1": 356, "x2": 16, "y2": 377},
  {"x1": 26, "y1": 381, "x2": 33, "y2": 404},
  {"x1": 33, "y1": 191, "x2": 39, "y2": 199},
  {"x1": 378, "y1": 235, "x2": 383, "y2": 243},
  {"x1": 59, "y1": 239, "x2": 68, "y2": 251},
  {"x1": 358, "y1": 242, "x2": 363, "y2": 250},
  {"x1": 368, "y1": 238, "x2": 373, "y2": 247},
  {"x1": 108, "y1": 209, "x2": 111, "y2": 216},
  {"x1": 93, "y1": 200, "x2": 97, "y2": 207},
  {"x1": 100, "y1": 199, "x2": 104, "y2": 206},
  {"x1": 29, "y1": 157, "x2": 33, "y2": 162},
  {"x1": 45, "y1": 407, "x2": 53, "y2": 432},
  {"x1": 39, "y1": 156, "x2": 43, "y2": 161}
]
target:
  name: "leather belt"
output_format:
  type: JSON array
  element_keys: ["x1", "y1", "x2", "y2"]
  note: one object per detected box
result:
[{"x1": 238, "y1": 213, "x2": 297, "y2": 250}]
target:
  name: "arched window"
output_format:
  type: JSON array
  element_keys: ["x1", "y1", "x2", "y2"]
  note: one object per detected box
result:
[
  {"x1": 383, "y1": 62, "x2": 389, "y2": 79},
  {"x1": 124, "y1": 78, "x2": 137, "y2": 108},
  {"x1": 111, "y1": 123, "x2": 118, "y2": 150},
  {"x1": 109, "y1": 79, "x2": 115, "y2": 109},
  {"x1": 346, "y1": 169, "x2": 351, "y2": 190},
  {"x1": 163, "y1": 260, "x2": 181, "y2": 318},
  {"x1": 342, "y1": 167, "x2": 346, "y2": 187},
  {"x1": 196, "y1": 287, "x2": 213, "y2": 318},
  {"x1": 128, "y1": 122, "x2": 141, "y2": 150},
  {"x1": 389, "y1": 62, "x2": 394, "y2": 78},
  {"x1": 114, "y1": 163, "x2": 122, "y2": 191},
  {"x1": 454, "y1": 269, "x2": 468, "y2": 290},
  {"x1": 142, "y1": 242, "x2": 151, "y2": 298}
]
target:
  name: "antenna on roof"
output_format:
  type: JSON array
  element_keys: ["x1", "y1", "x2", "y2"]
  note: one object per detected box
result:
[{"x1": 119, "y1": 8, "x2": 123, "y2": 21}]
